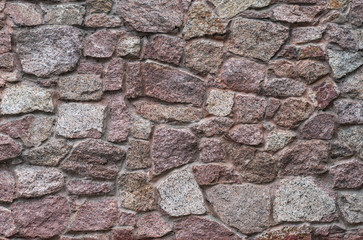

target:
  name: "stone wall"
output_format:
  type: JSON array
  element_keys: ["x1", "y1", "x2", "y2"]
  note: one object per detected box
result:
[{"x1": 0, "y1": 0, "x2": 362, "y2": 239}]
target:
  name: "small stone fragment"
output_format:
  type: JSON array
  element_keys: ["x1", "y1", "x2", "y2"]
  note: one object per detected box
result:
[
  {"x1": 291, "y1": 27, "x2": 324, "y2": 44},
  {"x1": 0, "y1": 134, "x2": 21, "y2": 162},
  {"x1": 136, "y1": 213, "x2": 172, "y2": 238},
  {"x1": 59, "y1": 74, "x2": 103, "y2": 101},
  {"x1": 256, "y1": 224, "x2": 312, "y2": 240},
  {"x1": 199, "y1": 138, "x2": 225, "y2": 163},
  {"x1": 273, "y1": 5, "x2": 323, "y2": 23},
  {"x1": 107, "y1": 94, "x2": 130, "y2": 142},
  {"x1": 206, "y1": 89, "x2": 234, "y2": 117},
  {"x1": 87, "y1": 0, "x2": 112, "y2": 13},
  {"x1": 300, "y1": 113, "x2": 336, "y2": 140},
  {"x1": 0, "y1": 169, "x2": 15, "y2": 203},
  {"x1": 85, "y1": 13, "x2": 122, "y2": 28},
  {"x1": 191, "y1": 117, "x2": 234, "y2": 137},
  {"x1": 6, "y1": 2, "x2": 42, "y2": 26},
  {"x1": 274, "y1": 98, "x2": 314, "y2": 128},
  {"x1": 126, "y1": 139, "x2": 151, "y2": 170},
  {"x1": 229, "y1": 124, "x2": 263, "y2": 146},
  {"x1": 125, "y1": 61, "x2": 142, "y2": 98},
  {"x1": 209, "y1": 0, "x2": 271, "y2": 18},
  {"x1": 265, "y1": 98, "x2": 281, "y2": 119},
  {"x1": 67, "y1": 180, "x2": 114, "y2": 196},
  {"x1": 265, "y1": 129, "x2": 296, "y2": 152},
  {"x1": 330, "y1": 161, "x2": 363, "y2": 189},
  {"x1": 297, "y1": 60, "x2": 329, "y2": 84},
  {"x1": 116, "y1": 33, "x2": 141, "y2": 58},
  {"x1": 308, "y1": 78, "x2": 339, "y2": 109},
  {"x1": 334, "y1": 99, "x2": 363, "y2": 124},
  {"x1": 340, "y1": 67, "x2": 363, "y2": 100},
  {"x1": 338, "y1": 193, "x2": 363, "y2": 224},
  {"x1": 234, "y1": 94, "x2": 266, "y2": 123},
  {"x1": 262, "y1": 78, "x2": 306, "y2": 97},
  {"x1": 131, "y1": 115, "x2": 152, "y2": 140},
  {"x1": 192, "y1": 164, "x2": 238, "y2": 186},
  {"x1": 84, "y1": 30, "x2": 118, "y2": 58},
  {"x1": 0, "y1": 207, "x2": 17, "y2": 237},
  {"x1": 338, "y1": 126, "x2": 363, "y2": 159},
  {"x1": 44, "y1": 4, "x2": 85, "y2": 25},
  {"x1": 327, "y1": 49, "x2": 363, "y2": 79}
]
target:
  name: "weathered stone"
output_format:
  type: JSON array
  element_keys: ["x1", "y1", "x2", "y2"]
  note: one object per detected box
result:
[
  {"x1": 0, "y1": 169, "x2": 15, "y2": 203},
  {"x1": 191, "y1": 117, "x2": 233, "y2": 137},
  {"x1": 78, "y1": 59, "x2": 104, "y2": 75},
  {"x1": 329, "y1": 0, "x2": 347, "y2": 8},
  {"x1": 144, "y1": 35, "x2": 184, "y2": 65},
  {"x1": 0, "y1": 207, "x2": 17, "y2": 237},
  {"x1": 265, "y1": 129, "x2": 296, "y2": 152},
  {"x1": 265, "y1": 98, "x2": 281, "y2": 119},
  {"x1": 175, "y1": 216, "x2": 243, "y2": 240},
  {"x1": 327, "y1": 49, "x2": 363, "y2": 79},
  {"x1": 126, "y1": 139, "x2": 151, "y2": 170},
  {"x1": 59, "y1": 74, "x2": 103, "y2": 101},
  {"x1": 229, "y1": 124, "x2": 263, "y2": 146},
  {"x1": 274, "y1": 177, "x2": 336, "y2": 222},
  {"x1": 0, "y1": 32, "x2": 11, "y2": 54},
  {"x1": 67, "y1": 180, "x2": 114, "y2": 196},
  {"x1": 199, "y1": 138, "x2": 225, "y2": 163},
  {"x1": 274, "y1": 98, "x2": 314, "y2": 128},
  {"x1": 131, "y1": 115, "x2": 153, "y2": 140},
  {"x1": 277, "y1": 140, "x2": 328, "y2": 176},
  {"x1": 298, "y1": 44, "x2": 325, "y2": 60},
  {"x1": 334, "y1": 99, "x2": 363, "y2": 124},
  {"x1": 15, "y1": 166, "x2": 64, "y2": 198},
  {"x1": 1, "y1": 84, "x2": 53, "y2": 114},
  {"x1": 157, "y1": 169, "x2": 205, "y2": 217},
  {"x1": 338, "y1": 126, "x2": 363, "y2": 159},
  {"x1": 17, "y1": 26, "x2": 82, "y2": 77},
  {"x1": 308, "y1": 78, "x2": 339, "y2": 109},
  {"x1": 209, "y1": 0, "x2": 271, "y2": 18},
  {"x1": 297, "y1": 60, "x2": 329, "y2": 84},
  {"x1": 340, "y1": 67, "x2": 363, "y2": 100},
  {"x1": 136, "y1": 213, "x2": 172, "y2": 238},
  {"x1": 116, "y1": 0, "x2": 184, "y2": 33},
  {"x1": 262, "y1": 78, "x2": 306, "y2": 97},
  {"x1": 116, "y1": 33, "x2": 141, "y2": 58},
  {"x1": 104, "y1": 58, "x2": 124, "y2": 91},
  {"x1": 84, "y1": 30, "x2": 118, "y2": 58},
  {"x1": 61, "y1": 139, "x2": 125, "y2": 180},
  {"x1": 206, "y1": 89, "x2": 234, "y2": 117},
  {"x1": 56, "y1": 103, "x2": 106, "y2": 139},
  {"x1": 234, "y1": 94, "x2": 266, "y2": 123},
  {"x1": 87, "y1": 0, "x2": 112, "y2": 13},
  {"x1": 118, "y1": 172, "x2": 155, "y2": 211},
  {"x1": 256, "y1": 224, "x2": 312, "y2": 240},
  {"x1": 273, "y1": 5, "x2": 323, "y2": 23},
  {"x1": 151, "y1": 126, "x2": 197, "y2": 175},
  {"x1": 44, "y1": 4, "x2": 85, "y2": 25},
  {"x1": 119, "y1": 212, "x2": 136, "y2": 226},
  {"x1": 143, "y1": 62, "x2": 205, "y2": 106},
  {"x1": 0, "y1": 134, "x2": 21, "y2": 162},
  {"x1": 107, "y1": 95, "x2": 130, "y2": 143},
  {"x1": 0, "y1": 71, "x2": 20, "y2": 86},
  {"x1": 220, "y1": 57, "x2": 265, "y2": 93},
  {"x1": 12, "y1": 196, "x2": 70, "y2": 239},
  {"x1": 291, "y1": 27, "x2": 324, "y2": 44},
  {"x1": 228, "y1": 18, "x2": 289, "y2": 62},
  {"x1": 338, "y1": 193, "x2": 363, "y2": 224},
  {"x1": 69, "y1": 199, "x2": 119, "y2": 231},
  {"x1": 125, "y1": 61, "x2": 142, "y2": 98},
  {"x1": 6, "y1": 2, "x2": 42, "y2": 26},
  {"x1": 330, "y1": 140, "x2": 354, "y2": 160},
  {"x1": 224, "y1": 142, "x2": 257, "y2": 169},
  {"x1": 134, "y1": 101, "x2": 202, "y2": 123},
  {"x1": 206, "y1": 184, "x2": 271, "y2": 234},
  {"x1": 192, "y1": 164, "x2": 238, "y2": 186},
  {"x1": 300, "y1": 113, "x2": 336, "y2": 140},
  {"x1": 351, "y1": 0, "x2": 363, "y2": 27},
  {"x1": 0, "y1": 53, "x2": 15, "y2": 71},
  {"x1": 268, "y1": 59, "x2": 297, "y2": 79},
  {"x1": 327, "y1": 24, "x2": 356, "y2": 50},
  {"x1": 85, "y1": 13, "x2": 122, "y2": 28},
  {"x1": 112, "y1": 228, "x2": 134, "y2": 240},
  {"x1": 330, "y1": 161, "x2": 363, "y2": 189}
]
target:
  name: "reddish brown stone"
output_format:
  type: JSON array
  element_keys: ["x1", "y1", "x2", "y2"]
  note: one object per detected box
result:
[
  {"x1": 268, "y1": 59, "x2": 297, "y2": 79},
  {"x1": 126, "y1": 139, "x2": 151, "y2": 170},
  {"x1": 125, "y1": 61, "x2": 143, "y2": 98},
  {"x1": 273, "y1": 5, "x2": 324, "y2": 23},
  {"x1": 256, "y1": 224, "x2": 312, "y2": 240},
  {"x1": 309, "y1": 78, "x2": 339, "y2": 109},
  {"x1": 199, "y1": 138, "x2": 225, "y2": 163},
  {"x1": 265, "y1": 98, "x2": 281, "y2": 119},
  {"x1": 112, "y1": 228, "x2": 134, "y2": 240},
  {"x1": 300, "y1": 113, "x2": 336, "y2": 140},
  {"x1": 69, "y1": 199, "x2": 119, "y2": 231},
  {"x1": 67, "y1": 180, "x2": 114, "y2": 196},
  {"x1": 0, "y1": 33, "x2": 11, "y2": 54},
  {"x1": 60, "y1": 139, "x2": 126, "y2": 180},
  {"x1": 107, "y1": 94, "x2": 130, "y2": 143},
  {"x1": 234, "y1": 94, "x2": 266, "y2": 123},
  {"x1": 262, "y1": 78, "x2": 306, "y2": 97},
  {"x1": 136, "y1": 213, "x2": 172, "y2": 238},
  {"x1": 229, "y1": 124, "x2": 263, "y2": 146},
  {"x1": 274, "y1": 98, "x2": 314, "y2": 128},
  {"x1": 327, "y1": 24, "x2": 357, "y2": 50},
  {"x1": 151, "y1": 126, "x2": 197, "y2": 175},
  {"x1": 190, "y1": 117, "x2": 234, "y2": 137},
  {"x1": 119, "y1": 212, "x2": 136, "y2": 226},
  {"x1": 330, "y1": 161, "x2": 363, "y2": 189},
  {"x1": 224, "y1": 142, "x2": 257, "y2": 169},
  {"x1": 192, "y1": 164, "x2": 238, "y2": 186},
  {"x1": 78, "y1": 59, "x2": 104, "y2": 75},
  {"x1": 84, "y1": 30, "x2": 118, "y2": 58},
  {"x1": 0, "y1": 207, "x2": 17, "y2": 237},
  {"x1": 85, "y1": 13, "x2": 122, "y2": 28},
  {"x1": 0, "y1": 115, "x2": 37, "y2": 142},
  {"x1": 334, "y1": 99, "x2": 363, "y2": 124},
  {"x1": 297, "y1": 60, "x2": 330, "y2": 84},
  {"x1": 104, "y1": 58, "x2": 124, "y2": 91},
  {"x1": 298, "y1": 45, "x2": 325, "y2": 60},
  {"x1": 0, "y1": 169, "x2": 15, "y2": 203},
  {"x1": 291, "y1": 27, "x2": 324, "y2": 44},
  {"x1": 0, "y1": 134, "x2": 21, "y2": 162},
  {"x1": 240, "y1": 152, "x2": 277, "y2": 184},
  {"x1": 5, "y1": 2, "x2": 42, "y2": 26},
  {"x1": 12, "y1": 196, "x2": 70, "y2": 239}
]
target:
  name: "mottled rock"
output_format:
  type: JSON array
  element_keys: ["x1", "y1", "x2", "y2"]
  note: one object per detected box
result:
[
  {"x1": 265, "y1": 129, "x2": 296, "y2": 152},
  {"x1": 241, "y1": 151, "x2": 277, "y2": 184},
  {"x1": 234, "y1": 95, "x2": 266, "y2": 123},
  {"x1": 67, "y1": 180, "x2": 114, "y2": 196},
  {"x1": 330, "y1": 140, "x2": 354, "y2": 160},
  {"x1": 1, "y1": 84, "x2": 53, "y2": 114},
  {"x1": 192, "y1": 164, "x2": 238, "y2": 186},
  {"x1": 220, "y1": 57, "x2": 265, "y2": 93},
  {"x1": 118, "y1": 172, "x2": 155, "y2": 211},
  {"x1": 0, "y1": 52, "x2": 15, "y2": 71},
  {"x1": 126, "y1": 139, "x2": 151, "y2": 170},
  {"x1": 268, "y1": 59, "x2": 297, "y2": 79},
  {"x1": 116, "y1": 33, "x2": 141, "y2": 58},
  {"x1": 206, "y1": 184, "x2": 271, "y2": 234},
  {"x1": 327, "y1": 24, "x2": 357, "y2": 50},
  {"x1": 206, "y1": 89, "x2": 234, "y2": 117},
  {"x1": 131, "y1": 115, "x2": 153, "y2": 140},
  {"x1": 0, "y1": 134, "x2": 21, "y2": 162},
  {"x1": 175, "y1": 216, "x2": 243, "y2": 240},
  {"x1": 338, "y1": 193, "x2": 363, "y2": 224},
  {"x1": 297, "y1": 60, "x2": 329, "y2": 84},
  {"x1": 199, "y1": 138, "x2": 225, "y2": 163},
  {"x1": 209, "y1": 0, "x2": 271, "y2": 18},
  {"x1": 136, "y1": 213, "x2": 172, "y2": 238},
  {"x1": 338, "y1": 126, "x2": 363, "y2": 159},
  {"x1": 329, "y1": 0, "x2": 347, "y2": 8},
  {"x1": 12, "y1": 196, "x2": 70, "y2": 239},
  {"x1": 151, "y1": 126, "x2": 197, "y2": 175},
  {"x1": 291, "y1": 27, "x2": 324, "y2": 44},
  {"x1": 134, "y1": 101, "x2": 202, "y2": 123},
  {"x1": 330, "y1": 161, "x2": 363, "y2": 189},
  {"x1": 229, "y1": 124, "x2": 263, "y2": 146},
  {"x1": 0, "y1": 32, "x2": 11, "y2": 54},
  {"x1": 56, "y1": 103, "x2": 106, "y2": 139},
  {"x1": 85, "y1": 14, "x2": 122, "y2": 28},
  {"x1": 17, "y1": 26, "x2": 82, "y2": 77},
  {"x1": 125, "y1": 61, "x2": 142, "y2": 98},
  {"x1": 112, "y1": 228, "x2": 134, "y2": 240},
  {"x1": 274, "y1": 177, "x2": 336, "y2": 222},
  {"x1": 274, "y1": 98, "x2": 314, "y2": 128},
  {"x1": 327, "y1": 49, "x2": 363, "y2": 79},
  {"x1": 256, "y1": 224, "x2": 312, "y2": 240},
  {"x1": 59, "y1": 74, "x2": 103, "y2": 101},
  {"x1": 309, "y1": 78, "x2": 339, "y2": 109},
  {"x1": 273, "y1": 5, "x2": 323, "y2": 23},
  {"x1": 351, "y1": 0, "x2": 363, "y2": 27},
  {"x1": 340, "y1": 67, "x2": 363, "y2": 100},
  {"x1": 84, "y1": 30, "x2": 118, "y2": 58},
  {"x1": 265, "y1": 98, "x2": 281, "y2": 119},
  {"x1": 224, "y1": 142, "x2": 257, "y2": 170},
  {"x1": 300, "y1": 113, "x2": 336, "y2": 140},
  {"x1": 44, "y1": 4, "x2": 85, "y2": 25},
  {"x1": 298, "y1": 44, "x2": 325, "y2": 60},
  {"x1": 143, "y1": 62, "x2": 205, "y2": 106},
  {"x1": 61, "y1": 139, "x2": 125, "y2": 180},
  {"x1": 6, "y1": 2, "x2": 42, "y2": 26},
  {"x1": 69, "y1": 199, "x2": 119, "y2": 231},
  {"x1": 119, "y1": 212, "x2": 136, "y2": 226},
  {"x1": 104, "y1": 58, "x2": 124, "y2": 91},
  {"x1": 0, "y1": 207, "x2": 17, "y2": 237},
  {"x1": 191, "y1": 117, "x2": 234, "y2": 137},
  {"x1": 107, "y1": 95, "x2": 130, "y2": 142},
  {"x1": 262, "y1": 78, "x2": 306, "y2": 97},
  {"x1": 228, "y1": 18, "x2": 289, "y2": 62},
  {"x1": 157, "y1": 169, "x2": 205, "y2": 217},
  {"x1": 0, "y1": 169, "x2": 15, "y2": 202},
  {"x1": 144, "y1": 35, "x2": 184, "y2": 64},
  {"x1": 78, "y1": 59, "x2": 104, "y2": 75},
  {"x1": 334, "y1": 99, "x2": 363, "y2": 124},
  {"x1": 87, "y1": 0, "x2": 112, "y2": 13}
]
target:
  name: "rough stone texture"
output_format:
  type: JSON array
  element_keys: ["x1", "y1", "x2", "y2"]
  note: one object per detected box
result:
[
  {"x1": 125, "y1": 61, "x2": 142, "y2": 98},
  {"x1": 256, "y1": 224, "x2": 312, "y2": 240},
  {"x1": 206, "y1": 184, "x2": 271, "y2": 234},
  {"x1": 104, "y1": 58, "x2": 124, "y2": 91},
  {"x1": 234, "y1": 94, "x2": 266, "y2": 123},
  {"x1": 67, "y1": 180, "x2": 114, "y2": 196},
  {"x1": 136, "y1": 213, "x2": 172, "y2": 238},
  {"x1": 330, "y1": 140, "x2": 354, "y2": 161},
  {"x1": 131, "y1": 115, "x2": 153, "y2": 140},
  {"x1": 209, "y1": 0, "x2": 271, "y2": 18},
  {"x1": 330, "y1": 161, "x2": 363, "y2": 189},
  {"x1": 327, "y1": 49, "x2": 363, "y2": 79},
  {"x1": 309, "y1": 78, "x2": 340, "y2": 109},
  {"x1": 44, "y1": 4, "x2": 85, "y2": 25},
  {"x1": 274, "y1": 98, "x2": 314, "y2": 128},
  {"x1": 0, "y1": 207, "x2": 17, "y2": 237},
  {"x1": 107, "y1": 94, "x2": 130, "y2": 143},
  {"x1": 151, "y1": 126, "x2": 197, "y2": 175},
  {"x1": 340, "y1": 67, "x2": 363, "y2": 100},
  {"x1": 268, "y1": 59, "x2": 297, "y2": 79},
  {"x1": 0, "y1": 169, "x2": 15, "y2": 203},
  {"x1": 300, "y1": 113, "x2": 336, "y2": 140},
  {"x1": 85, "y1": 14, "x2": 122, "y2": 28},
  {"x1": 6, "y1": 2, "x2": 42, "y2": 26},
  {"x1": 228, "y1": 18, "x2": 289, "y2": 62},
  {"x1": 351, "y1": 0, "x2": 363, "y2": 27},
  {"x1": 199, "y1": 138, "x2": 225, "y2": 163},
  {"x1": 338, "y1": 126, "x2": 363, "y2": 159},
  {"x1": 17, "y1": 26, "x2": 82, "y2": 77},
  {"x1": 228, "y1": 124, "x2": 263, "y2": 146},
  {"x1": 84, "y1": 30, "x2": 118, "y2": 58},
  {"x1": 297, "y1": 60, "x2": 330, "y2": 84},
  {"x1": 0, "y1": 134, "x2": 21, "y2": 162},
  {"x1": 69, "y1": 199, "x2": 119, "y2": 231},
  {"x1": 265, "y1": 98, "x2": 281, "y2": 119},
  {"x1": 126, "y1": 139, "x2": 151, "y2": 170},
  {"x1": 191, "y1": 117, "x2": 234, "y2": 137},
  {"x1": 61, "y1": 139, "x2": 125, "y2": 180},
  {"x1": 273, "y1": 5, "x2": 323, "y2": 23},
  {"x1": 338, "y1": 193, "x2": 363, "y2": 224},
  {"x1": 157, "y1": 169, "x2": 206, "y2": 217},
  {"x1": 0, "y1": 32, "x2": 11, "y2": 54},
  {"x1": 274, "y1": 177, "x2": 336, "y2": 222},
  {"x1": 291, "y1": 27, "x2": 324, "y2": 44},
  {"x1": 119, "y1": 212, "x2": 136, "y2": 226},
  {"x1": 12, "y1": 196, "x2": 70, "y2": 239},
  {"x1": 334, "y1": 99, "x2": 363, "y2": 124},
  {"x1": 192, "y1": 164, "x2": 238, "y2": 186},
  {"x1": 262, "y1": 78, "x2": 306, "y2": 97},
  {"x1": 116, "y1": 33, "x2": 140, "y2": 58},
  {"x1": 265, "y1": 129, "x2": 296, "y2": 152},
  {"x1": 87, "y1": 0, "x2": 112, "y2": 13},
  {"x1": 206, "y1": 89, "x2": 234, "y2": 117}
]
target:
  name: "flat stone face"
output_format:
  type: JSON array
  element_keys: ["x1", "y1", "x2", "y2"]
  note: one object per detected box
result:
[
  {"x1": 274, "y1": 98, "x2": 314, "y2": 128},
  {"x1": 0, "y1": 32, "x2": 11, "y2": 54},
  {"x1": 0, "y1": 134, "x2": 22, "y2": 162},
  {"x1": 60, "y1": 139, "x2": 125, "y2": 180},
  {"x1": 126, "y1": 139, "x2": 151, "y2": 170},
  {"x1": 340, "y1": 67, "x2": 363, "y2": 100},
  {"x1": 265, "y1": 129, "x2": 296, "y2": 152},
  {"x1": 191, "y1": 117, "x2": 234, "y2": 137},
  {"x1": 297, "y1": 60, "x2": 329, "y2": 84},
  {"x1": 116, "y1": 33, "x2": 140, "y2": 58},
  {"x1": 56, "y1": 103, "x2": 106, "y2": 139},
  {"x1": 6, "y1": 2, "x2": 42, "y2": 26},
  {"x1": 69, "y1": 199, "x2": 119, "y2": 231},
  {"x1": 136, "y1": 213, "x2": 172, "y2": 238},
  {"x1": 300, "y1": 113, "x2": 336, "y2": 140},
  {"x1": 84, "y1": 30, "x2": 118, "y2": 58},
  {"x1": 334, "y1": 99, "x2": 363, "y2": 124},
  {"x1": 273, "y1": 5, "x2": 323, "y2": 23},
  {"x1": 104, "y1": 58, "x2": 124, "y2": 91},
  {"x1": 1, "y1": 84, "x2": 54, "y2": 114},
  {"x1": 309, "y1": 78, "x2": 339, "y2": 109},
  {"x1": 151, "y1": 126, "x2": 198, "y2": 175},
  {"x1": 0, "y1": 169, "x2": 15, "y2": 203},
  {"x1": 67, "y1": 180, "x2": 114, "y2": 196},
  {"x1": 17, "y1": 26, "x2": 82, "y2": 77},
  {"x1": 338, "y1": 193, "x2": 363, "y2": 224},
  {"x1": 143, "y1": 62, "x2": 205, "y2": 106},
  {"x1": 228, "y1": 18, "x2": 289, "y2": 62},
  {"x1": 273, "y1": 177, "x2": 336, "y2": 222},
  {"x1": 206, "y1": 184, "x2": 271, "y2": 234},
  {"x1": 87, "y1": 0, "x2": 112, "y2": 13},
  {"x1": 175, "y1": 216, "x2": 243, "y2": 240},
  {"x1": 327, "y1": 49, "x2": 363, "y2": 79},
  {"x1": 112, "y1": 228, "x2": 134, "y2": 240},
  {"x1": 338, "y1": 126, "x2": 363, "y2": 158},
  {"x1": 199, "y1": 138, "x2": 225, "y2": 163},
  {"x1": 209, "y1": 0, "x2": 270, "y2": 18},
  {"x1": 192, "y1": 164, "x2": 238, "y2": 186},
  {"x1": 330, "y1": 161, "x2": 363, "y2": 189},
  {"x1": 0, "y1": 207, "x2": 17, "y2": 237},
  {"x1": 256, "y1": 224, "x2": 312, "y2": 240},
  {"x1": 206, "y1": 90, "x2": 234, "y2": 117},
  {"x1": 131, "y1": 115, "x2": 153, "y2": 140},
  {"x1": 85, "y1": 13, "x2": 122, "y2": 28},
  {"x1": 351, "y1": 0, "x2": 363, "y2": 27},
  {"x1": 12, "y1": 196, "x2": 70, "y2": 239},
  {"x1": 15, "y1": 166, "x2": 64, "y2": 198},
  {"x1": 118, "y1": 172, "x2": 155, "y2": 212},
  {"x1": 116, "y1": 0, "x2": 184, "y2": 33},
  {"x1": 330, "y1": 140, "x2": 354, "y2": 161},
  {"x1": 262, "y1": 78, "x2": 306, "y2": 97},
  {"x1": 224, "y1": 142, "x2": 257, "y2": 170},
  {"x1": 44, "y1": 4, "x2": 85, "y2": 25},
  {"x1": 157, "y1": 169, "x2": 206, "y2": 217},
  {"x1": 229, "y1": 124, "x2": 263, "y2": 146},
  {"x1": 327, "y1": 24, "x2": 357, "y2": 50},
  {"x1": 59, "y1": 74, "x2": 103, "y2": 101},
  {"x1": 125, "y1": 61, "x2": 142, "y2": 98},
  {"x1": 107, "y1": 95, "x2": 130, "y2": 143},
  {"x1": 234, "y1": 95, "x2": 266, "y2": 123},
  {"x1": 291, "y1": 27, "x2": 324, "y2": 44}
]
